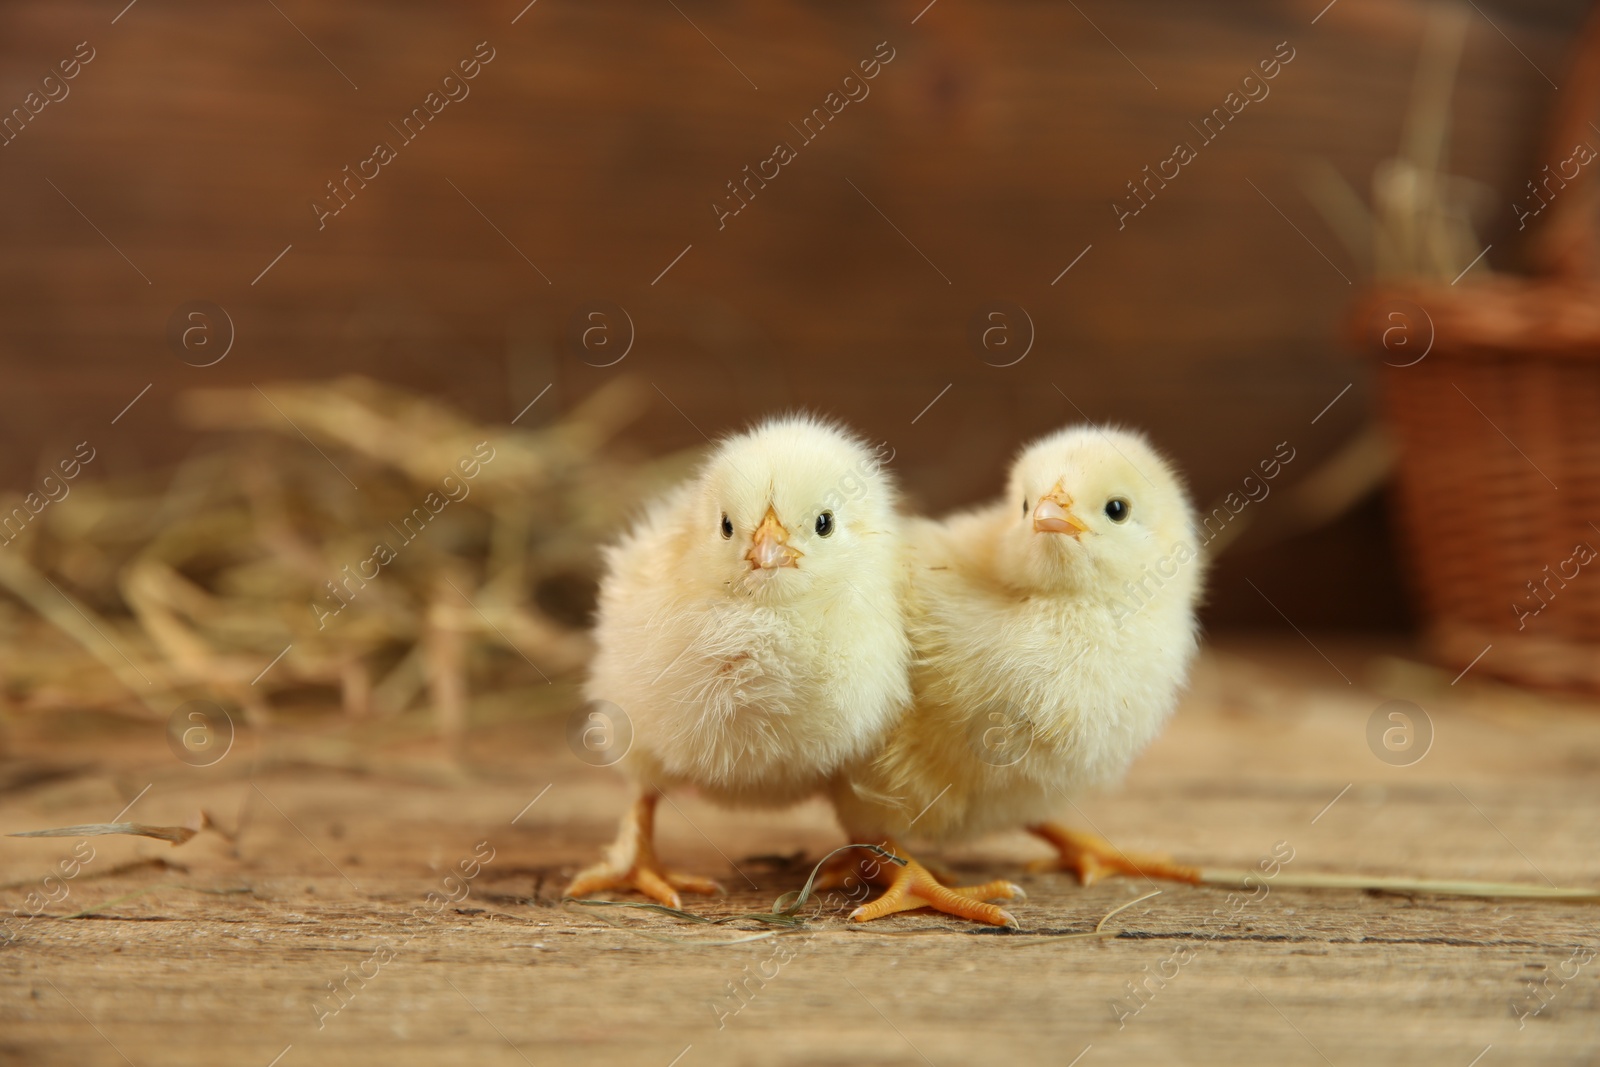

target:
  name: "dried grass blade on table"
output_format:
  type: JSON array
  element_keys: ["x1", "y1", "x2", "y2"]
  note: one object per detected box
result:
[{"x1": 11, "y1": 822, "x2": 200, "y2": 846}]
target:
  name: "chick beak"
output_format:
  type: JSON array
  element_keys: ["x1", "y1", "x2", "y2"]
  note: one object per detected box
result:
[
  {"x1": 745, "y1": 506, "x2": 802, "y2": 570},
  {"x1": 1033, "y1": 489, "x2": 1089, "y2": 537}
]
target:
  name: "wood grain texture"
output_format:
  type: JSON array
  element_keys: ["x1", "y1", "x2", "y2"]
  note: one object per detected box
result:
[
  {"x1": 1, "y1": 636, "x2": 1597, "y2": 1065},
  {"x1": 0, "y1": 0, "x2": 1588, "y2": 627}
]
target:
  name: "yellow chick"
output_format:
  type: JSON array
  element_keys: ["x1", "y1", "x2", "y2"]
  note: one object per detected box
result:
[
  {"x1": 832, "y1": 425, "x2": 1203, "y2": 926},
  {"x1": 567, "y1": 415, "x2": 912, "y2": 907}
]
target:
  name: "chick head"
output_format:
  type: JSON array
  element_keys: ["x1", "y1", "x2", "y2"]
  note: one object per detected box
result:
[
  {"x1": 689, "y1": 414, "x2": 897, "y2": 601},
  {"x1": 997, "y1": 425, "x2": 1196, "y2": 595}
]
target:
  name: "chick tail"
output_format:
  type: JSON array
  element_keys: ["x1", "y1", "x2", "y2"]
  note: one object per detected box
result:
[
  {"x1": 1027, "y1": 823, "x2": 1202, "y2": 886},
  {"x1": 564, "y1": 790, "x2": 724, "y2": 908}
]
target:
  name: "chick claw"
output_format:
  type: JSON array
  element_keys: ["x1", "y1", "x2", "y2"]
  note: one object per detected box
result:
[
  {"x1": 565, "y1": 860, "x2": 722, "y2": 910},
  {"x1": 849, "y1": 853, "x2": 1023, "y2": 928},
  {"x1": 1027, "y1": 823, "x2": 1201, "y2": 886}
]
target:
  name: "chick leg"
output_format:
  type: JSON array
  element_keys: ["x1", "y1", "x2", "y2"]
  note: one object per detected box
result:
[
  {"x1": 1027, "y1": 823, "x2": 1200, "y2": 886},
  {"x1": 848, "y1": 841, "x2": 1023, "y2": 927},
  {"x1": 565, "y1": 791, "x2": 724, "y2": 908}
]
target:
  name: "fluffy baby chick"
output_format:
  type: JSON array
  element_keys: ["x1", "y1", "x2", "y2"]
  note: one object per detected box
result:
[
  {"x1": 832, "y1": 425, "x2": 1203, "y2": 926},
  {"x1": 567, "y1": 415, "x2": 912, "y2": 908}
]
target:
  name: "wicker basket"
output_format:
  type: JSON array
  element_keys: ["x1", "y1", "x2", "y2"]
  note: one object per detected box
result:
[{"x1": 1350, "y1": 10, "x2": 1600, "y2": 692}]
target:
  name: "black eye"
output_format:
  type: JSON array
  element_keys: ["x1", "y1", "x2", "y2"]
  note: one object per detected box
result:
[
  {"x1": 1105, "y1": 498, "x2": 1130, "y2": 523},
  {"x1": 1022, "y1": 498, "x2": 1029, "y2": 517},
  {"x1": 720, "y1": 513, "x2": 733, "y2": 539},
  {"x1": 815, "y1": 511, "x2": 834, "y2": 537}
]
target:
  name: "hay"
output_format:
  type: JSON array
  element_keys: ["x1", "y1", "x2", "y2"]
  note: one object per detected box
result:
[{"x1": 0, "y1": 375, "x2": 691, "y2": 742}]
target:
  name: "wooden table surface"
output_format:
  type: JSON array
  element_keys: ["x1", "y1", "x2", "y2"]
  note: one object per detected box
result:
[{"x1": 2, "y1": 635, "x2": 1597, "y2": 1066}]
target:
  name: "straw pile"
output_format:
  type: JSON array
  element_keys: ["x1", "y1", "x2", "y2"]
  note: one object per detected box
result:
[{"x1": 0, "y1": 376, "x2": 690, "y2": 741}]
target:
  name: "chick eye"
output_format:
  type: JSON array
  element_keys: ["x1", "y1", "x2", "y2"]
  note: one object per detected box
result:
[
  {"x1": 720, "y1": 513, "x2": 734, "y2": 539},
  {"x1": 815, "y1": 511, "x2": 835, "y2": 537},
  {"x1": 1022, "y1": 498, "x2": 1029, "y2": 518},
  {"x1": 1105, "y1": 498, "x2": 1130, "y2": 523}
]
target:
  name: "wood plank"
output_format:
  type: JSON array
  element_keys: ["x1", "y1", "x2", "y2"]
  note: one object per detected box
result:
[{"x1": 1, "y1": 637, "x2": 1596, "y2": 1064}]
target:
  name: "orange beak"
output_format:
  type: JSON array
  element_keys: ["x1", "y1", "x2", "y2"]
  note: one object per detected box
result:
[
  {"x1": 745, "y1": 506, "x2": 802, "y2": 570},
  {"x1": 1032, "y1": 487, "x2": 1089, "y2": 537}
]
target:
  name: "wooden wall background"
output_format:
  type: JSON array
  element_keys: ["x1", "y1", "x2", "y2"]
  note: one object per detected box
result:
[{"x1": 0, "y1": 0, "x2": 1587, "y2": 629}]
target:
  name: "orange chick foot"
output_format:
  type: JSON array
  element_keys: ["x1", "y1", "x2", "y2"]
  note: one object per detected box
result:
[
  {"x1": 812, "y1": 842, "x2": 953, "y2": 894},
  {"x1": 812, "y1": 849, "x2": 888, "y2": 895},
  {"x1": 563, "y1": 791, "x2": 724, "y2": 909},
  {"x1": 849, "y1": 853, "x2": 1023, "y2": 927},
  {"x1": 1027, "y1": 823, "x2": 1200, "y2": 886},
  {"x1": 565, "y1": 858, "x2": 722, "y2": 910}
]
